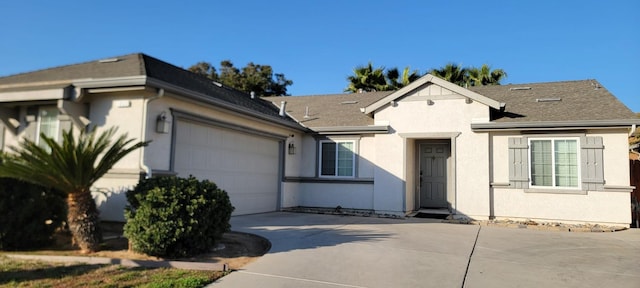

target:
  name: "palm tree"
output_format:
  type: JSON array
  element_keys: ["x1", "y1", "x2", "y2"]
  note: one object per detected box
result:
[
  {"x1": 0, "y1": 127, "x2": 148, "y2": 253},
  {"x1": 345, "y1": 62, "x2": 389, "y2": 92},
  {"x1": 386, "y1": 66, "x2": 421, "y2": 90},
  {"x1": 467, "y1": 64, "x2": 507, "y2": 86},
  {"x1": 428, "y1": 63, "x2": 468, "y2": 86}
]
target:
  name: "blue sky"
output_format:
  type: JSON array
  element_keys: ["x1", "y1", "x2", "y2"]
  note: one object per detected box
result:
[{"x1": 1, "y1": 1, "x2": 638, "y2": 111}]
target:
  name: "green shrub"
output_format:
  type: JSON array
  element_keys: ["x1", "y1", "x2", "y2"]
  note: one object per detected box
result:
[
  {"x1": 124, "y1": 176, "x2": 234, "y2": 258},
  {"x1": 0, "y1": 178, "x2": 66, "y2": 250}
]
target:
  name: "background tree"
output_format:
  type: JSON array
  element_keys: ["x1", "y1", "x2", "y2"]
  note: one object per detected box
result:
[
  {"x1": 428, "y1": 63, "x2": 468, "y2": 86},
  {"x1": 345, "y1": 62, "x2": 388, "y2": 92},
  {"x1": 0, "y1": 127, "x2": 148, "y2": 253},
  {"x1": 429, "y1": 63, "x2": 507, "y2": 87},
  {"x1": 188, "y1": 60, "x2": 293, "y2": 96},
  {"x1": 467, "y1": 64, "x2": 507, "y2": 86},
  {"x1": 188, "y1": 61, "x2": 218, "y2": 81},
  {"x1": 345, "y1": 63, "x2": 421, "y2": 92},
  {"x1": 386, "y1": 67, "x2": 421, "y2": 90}
]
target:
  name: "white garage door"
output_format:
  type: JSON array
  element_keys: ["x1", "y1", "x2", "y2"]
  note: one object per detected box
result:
[{"x1": 173, "y1": 119, "x2": 281, "y2": 215}]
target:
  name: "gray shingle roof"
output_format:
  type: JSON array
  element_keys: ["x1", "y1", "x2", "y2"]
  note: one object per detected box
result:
[
  {"x1": 469, "y1": 80, "x2": 637, "y2": 122},
  {"x1": 264, "y1": 91, "x2": 392, "y2": 127},
  {"x1": 0, "y1": 53, "x2": 296, "y2": 124},
  {"x1": 0, "y1": 53, "x2": 145, "y2": 85},
  {"x1": 270, "y1": 79, "x2": 636, "y2": 129}
]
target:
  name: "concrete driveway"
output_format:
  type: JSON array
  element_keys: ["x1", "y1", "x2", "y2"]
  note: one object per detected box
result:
[{"x1": 212, "y1": 212, "x2": 640, "y2": 288}]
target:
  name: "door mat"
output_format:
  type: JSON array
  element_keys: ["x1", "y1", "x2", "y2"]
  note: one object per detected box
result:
[{"x1": 413, "y1": 213, "x2": 449, "y2": 219}]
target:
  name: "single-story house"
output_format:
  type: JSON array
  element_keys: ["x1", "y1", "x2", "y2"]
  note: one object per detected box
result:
[{"x1": 1, "y1": 53, "x2": 638, "y2": 227}]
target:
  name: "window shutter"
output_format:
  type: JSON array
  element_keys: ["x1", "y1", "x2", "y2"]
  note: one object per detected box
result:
[
  {"x1": 581, "y1": 136, "x2": 604, "y2": 191},
  {"x1": 508, "y1": 137, "x2": 529, "y2": 189}
]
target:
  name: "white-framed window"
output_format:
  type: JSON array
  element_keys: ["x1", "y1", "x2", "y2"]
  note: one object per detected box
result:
[
  {"x1": 36, "y1": 107, "x2": 59, "y2": 149},
  {"x1": 528, "y1": 138, "x2": 580, "y2": 188},
  {"x1": 319, "y1": 140, "x2": 355, "y2": 177}
]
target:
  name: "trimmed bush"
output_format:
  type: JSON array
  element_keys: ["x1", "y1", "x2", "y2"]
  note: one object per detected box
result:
[
  {"x1": 124, "y1": 176, "x2": 234, "y2": 258},
  {"x1": 0, "y1": 178, "x2": 66, "y2": 250}
]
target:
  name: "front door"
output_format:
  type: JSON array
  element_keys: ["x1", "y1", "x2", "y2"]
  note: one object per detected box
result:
[{"x1": 419, "y1": 143, "x2": 448, "y2": 208}]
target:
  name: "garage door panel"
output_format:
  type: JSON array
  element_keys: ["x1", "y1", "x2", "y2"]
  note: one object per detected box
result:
[
  {"x1": 174, "y1": 120, "x2": 280, "y2": 215},
  {"x1": 232, "y1": 193, "x2": 278, "y2": 215}
]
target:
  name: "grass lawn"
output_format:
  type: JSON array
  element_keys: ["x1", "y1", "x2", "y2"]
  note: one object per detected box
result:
[{"x1": 0, "y1": 256, "x2": 226, "y2": 288}]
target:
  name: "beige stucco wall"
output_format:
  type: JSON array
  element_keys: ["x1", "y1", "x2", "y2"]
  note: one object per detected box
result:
[
  {"x1": 86, "y1": 93, "x2": 146, "y2": 221},
  {"x1": 372, "y1": 84, "x2": 492, "y2": 216},
  {"x1": 298, "y1": 182, "x2": 374, "y2": 209},
  {"x1": 489, "y1": 128, "x2": 632, "y2": 225},
  {"x1": 491, "y1": 188, "x2": 630, "y2": 225},
  {"x1": 287, "y1": 133, "x2": 376, "y2": 210},
  {"x1": 88, "y1": 94, "x2": 146, "y2": 171}
]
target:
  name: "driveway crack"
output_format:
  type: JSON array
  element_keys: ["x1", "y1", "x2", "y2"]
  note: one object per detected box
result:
[{"x1": 462, "y1": 225, "x2": 481, "y2": 288}]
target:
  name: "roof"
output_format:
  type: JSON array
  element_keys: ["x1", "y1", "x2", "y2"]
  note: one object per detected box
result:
[
  {"x1": 264, "y1": 91, "x2": 392, "y2": 127},
  {"x1": 0, "y1": 54, "x2": 145, "y2": 86},
  {"x1": 273, "y1": 79, "x2": 638, "y2": 130},
  {"x1": 469, "y1": 80, "x2": 637, "y2": 122},
  {"x1": 0, "y1": 53, "x2": 300, "y2": 127}
]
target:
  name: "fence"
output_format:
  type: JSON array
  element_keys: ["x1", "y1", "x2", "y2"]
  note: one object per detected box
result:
[{"x1": 631, "y1": 160, "x2": 640, "y2": 228}]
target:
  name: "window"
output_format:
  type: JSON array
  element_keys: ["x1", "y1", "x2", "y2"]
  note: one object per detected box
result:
[
  {"x1": 36, "y1": 107, "x2": 59, "y2": 149},
  {"x1": 509, "y1": 136, "x2": 604, "y2": 191},
  {"x1": 319, "y1": 140, "x2": 355, "y2": 177},
  {"x1": 529, "y1": 138, "x2": 579, "y2": 188}
]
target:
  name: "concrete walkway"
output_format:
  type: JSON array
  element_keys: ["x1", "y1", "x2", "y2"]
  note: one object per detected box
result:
[{"x1": 212, "y1": 212, "x2": 640, "y2": 288}]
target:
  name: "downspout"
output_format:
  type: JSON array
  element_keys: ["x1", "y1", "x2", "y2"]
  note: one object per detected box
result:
[{"x1": 139, "y1": 88, "x2": 165, "y2": 178}]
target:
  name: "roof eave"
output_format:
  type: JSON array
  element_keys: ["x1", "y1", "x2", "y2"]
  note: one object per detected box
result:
[
  {"x1": 73, "y1": 76, "x2": 148, "y2": 89},
  {"x1": 146, "y1": 77, "x2": 309, "y2": 132},
  {"x1": 471, "y1": 119, "x2": 640, "y2": 131},
  {"x1": 310, "y1": 125, "x2": 389, "y2": 135},
  {"x1": 71, "y1": 76, "x2": 308, "y2": 132}
]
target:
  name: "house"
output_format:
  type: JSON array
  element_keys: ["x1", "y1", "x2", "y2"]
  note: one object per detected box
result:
[
  {"x1": 1, "y1": 53, "x2": 638, "y2": 227},
  {"x1": 0, "y1": 54, "x2": 307, "y2": 220}
]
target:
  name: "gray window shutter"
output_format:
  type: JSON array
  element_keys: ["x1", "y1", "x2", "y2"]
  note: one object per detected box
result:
[
  {"x1": 581, "y1": 136, "x2": 604, "y2": 191},
  {"x1": 508, "y1": 137, "x2": 529, "y2": 189}
]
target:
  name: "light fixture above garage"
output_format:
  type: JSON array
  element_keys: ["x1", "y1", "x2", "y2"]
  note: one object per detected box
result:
[
  {"x1": 288, "y1": 142, "x2": 296, "y2": 155},
  {"x1": 156, "y1": 111, "x2": 170, "y2": 134},
  {"x1": 288, "y1": 134, "x2": 296, "y2": 155}
]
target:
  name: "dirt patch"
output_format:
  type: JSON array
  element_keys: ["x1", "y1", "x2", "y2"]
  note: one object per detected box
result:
[{"x1": 24, "y1": 226, "x2": 270, "y2": 270}]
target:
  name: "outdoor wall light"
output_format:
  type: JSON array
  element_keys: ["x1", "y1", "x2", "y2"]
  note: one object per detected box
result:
[
  {"x1": 427, "y1": 99, "x2": 435, "y2": 106},
  {"x1": 288, "y1": 142, "x2": 296, "y2": 155},
  {"x1": 156, "y1": 111, "x2": 170, "y2": 134}
]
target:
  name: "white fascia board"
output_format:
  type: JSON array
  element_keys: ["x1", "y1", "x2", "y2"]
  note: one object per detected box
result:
[
  {"x1": 72, "y1": 76, "x2": 148, "y2": 101},
  {"x1": 311, "y1": 125, "x2": 389, "y2": 135},
  {"x1": 362, "y1": 74, "x2": 502, "y2": 114},
  {"x1": 72, "y1": 76, "x2": 148, "y2": 89},
  {"x1": 471, "y1": 119, "x2": 640, "y2": 131},
  {"x1": 0, "y1": 88, "x2": 67, "y2": 102}
]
